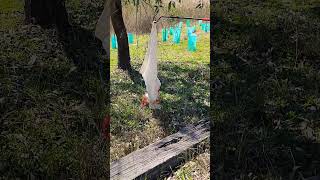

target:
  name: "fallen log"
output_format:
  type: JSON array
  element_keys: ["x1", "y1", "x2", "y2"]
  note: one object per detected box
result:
[{"x1": 110, "y1": 120, "x2": 210, "y2": 180}]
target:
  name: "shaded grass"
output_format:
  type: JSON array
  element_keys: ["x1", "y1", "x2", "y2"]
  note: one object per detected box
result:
[
  {"x1": 212, "y1": 0, "x2": 320, "y2": 179},
  {"x1": 0, "y1": 0, "x2": 108, "y2": 178}
]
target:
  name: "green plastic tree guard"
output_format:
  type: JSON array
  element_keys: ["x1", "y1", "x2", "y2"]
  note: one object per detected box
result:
[
  {"x1": 169, "y1": 27, "x2": 174, "y2": 35},
  {"x1": 162, "y1": 28, "x2": 168, "y2": 42},
  {"x1": 186, "y1": 19, "x2": 191, "y2": 27}
]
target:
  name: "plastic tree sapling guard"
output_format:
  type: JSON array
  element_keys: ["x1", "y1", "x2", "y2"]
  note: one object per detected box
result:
[
  {"x1": 140, "y1": 22, "x2": 161, "y2": 109},
  {"x1": 162, "y1": 28, "x2": 168, "y2": 42},
  {"x1": 188, "y1": 33, "x2": 197, "y2": 52},
  {"x1": 186, "y1": 19, "x2": 191, "y2": 27},
  {"x1": 128, "y1": 33, "x2": 134, "y2": 44},
  {"x1": 111, "y1": 34, "x2": 118, "y2": 49},
  {"x1": 173, "y1": 27, "x2": 181, "y2": 44},
  {"x1": 169, "y1": 27, "x2": 174, "y2": 35}
]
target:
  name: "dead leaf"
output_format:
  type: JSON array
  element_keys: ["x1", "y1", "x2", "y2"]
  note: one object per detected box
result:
[
  {"x1": 304, "y1": 127, "x2": 315, "y2": 140},
  {"x1": 308, "y1": 106, "x2": 317, "y2": 112},
  {"x1": 300, "y1": 121, "x2": 307, "y2": 129},
  {"x1": 28, "y1": 55, "x2": 37, "y2": 66},
  {"x1": 68, "y1": 66, "x2": 77, "y2": 74},
  {"x1": 72, "y1": 101, "x2": 86, "y2": 111}
]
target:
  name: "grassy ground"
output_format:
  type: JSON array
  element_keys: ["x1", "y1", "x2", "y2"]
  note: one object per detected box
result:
[
  {"x1": 167, "y1": 149, "x2": 210, "y2": 180},
  {"x1": 0, "y1": 0, "x2": 108, "y2": 178},
  {"x1": 212, "y1": 0, "x2": 320, "y2": 179},
  {"x1": 110, "y1": 21, "x2": 210, "y2": 179}
]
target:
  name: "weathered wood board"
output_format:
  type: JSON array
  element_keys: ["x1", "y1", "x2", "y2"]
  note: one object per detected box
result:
[{"x1": 110, "y1": 120, "x2": 210, "y2": 180}]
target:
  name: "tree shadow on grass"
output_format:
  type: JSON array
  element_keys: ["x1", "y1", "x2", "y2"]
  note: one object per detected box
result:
[
  {"x1": 128, "y1": 67, "x2": 144, "y2": 86},
  {"x1": 46, "y1": 26, "x2": 110, "y2": 178},
  {"x1": 59, "y1": 25, "x2": 107, "y2": 78},
  {"x1": 212, "y1": 14, "x2": 320, "y2": 180},
  {"x1": 54, "y1": 26, "x2": 110, "y2": 178},
  {"x1": 0, "y1": 24, "x2": 109, "y2": 178},
  {"x1": 58, "y1": 25, "x2": 110, "y2": 111}
]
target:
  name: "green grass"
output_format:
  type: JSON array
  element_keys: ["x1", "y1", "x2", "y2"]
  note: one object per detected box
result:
[
  {"x1": 0, "y1": 0, "x2": 24, "y2": 30},
  {"x1": 0, "y1": 0, "x2": 23, "y2": 13},
  {"x1": 110, "y1": 22, "x2": 210, "y2": 179},
  {"x1": 169, "y1": 141, "x2": 210, "y2": 180},
  {"x1": 110, "y1": 26, "x2": 210, "y2": 68},
  {"x1": 212, "y1": 0, "x2": 320, "y2": 179}
]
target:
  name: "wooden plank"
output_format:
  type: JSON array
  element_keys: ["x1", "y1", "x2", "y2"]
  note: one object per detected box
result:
[{"x1": 110, "y1": 120, "x2": 210, "y2": 180}]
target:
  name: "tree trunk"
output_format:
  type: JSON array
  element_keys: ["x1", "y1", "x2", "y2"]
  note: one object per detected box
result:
[
  {"x1": 24, "y1": 0, "x2": 70, "y2": 34},
  {"x1": 24, "y1": 0, "x2": 32, "y2": 24},
  {"x1": 110, "y1": 0, "x2": 131, "y2": 70}
]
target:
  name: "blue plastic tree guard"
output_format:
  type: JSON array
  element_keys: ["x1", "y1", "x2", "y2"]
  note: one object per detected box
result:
[
  {"x1": 173, "y1": 28, "x2": 181, "y2": 44},
  {"x1": 201, "y1": 23, "x2": 206, "y2": 31},
  {"x1": 188, "y1": 33, "x2": 197, "y2": 52},
  {"x1": 128, "y1": 33, "x2": 134, "y2": 44},
  {"x1": 187, "y1": 27, "x2": 195, "y2": 38},
  {"x1": 187, "y1": 27, "x2": 192, "y2": 37},
  {"x1": 205, "y1": 23, "x2": 210, "y2": 32},
  {"x1": 111, "y1": 34, "x2": 117, "y2": 49}
]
